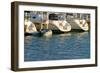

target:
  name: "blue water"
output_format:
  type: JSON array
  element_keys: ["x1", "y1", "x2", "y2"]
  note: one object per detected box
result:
[{"x1": 24, "y1": 32, "x2": 90, "y2": 61}]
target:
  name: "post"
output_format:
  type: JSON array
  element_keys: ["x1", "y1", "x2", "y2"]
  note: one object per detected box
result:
[
  {"x1": 40, "y1": 12, "x2": 43, "y2": 30},
  {"x1": 46, "y1": 12, "x2": 49, "y2": 29}
]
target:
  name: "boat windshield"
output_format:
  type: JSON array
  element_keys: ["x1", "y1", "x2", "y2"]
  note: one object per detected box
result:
[{"x1": 49, "y1": 14, "x2": 65, "y2": 20}]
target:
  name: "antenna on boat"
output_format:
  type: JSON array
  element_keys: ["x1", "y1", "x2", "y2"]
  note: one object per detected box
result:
[{"x1": 64, "y1": 12, "x2": 66, "y2": 21}]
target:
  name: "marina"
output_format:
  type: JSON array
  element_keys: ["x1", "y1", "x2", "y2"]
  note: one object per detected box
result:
[
  {"x1": 24, "y1": 11, "x2": 90, "y2": 35},
  {"x1": 24, "y1": 11, "x2": 90, "y2": 61}
]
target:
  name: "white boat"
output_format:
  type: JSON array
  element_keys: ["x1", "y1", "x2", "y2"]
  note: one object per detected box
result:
[
  {"x1": 49, "y1": 20, "x2": 71, "y2": 32},
  {"x1": 66, "y1": 13, "x2": 89, "y2": 31},
  {"x1": 48, "y1": 13, "x2": 71, "y2": 32},
  {"x1": 24, "y1": 19, "x2": 38, "y2": 35}
]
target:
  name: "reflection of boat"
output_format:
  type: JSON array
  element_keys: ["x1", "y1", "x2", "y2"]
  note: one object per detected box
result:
[
  {"x1": 48, "y1": 13, "x2": 71, "y2": 32},
  {"x1": 66, "y1": 13, "x2": 89, "y2": 31}
]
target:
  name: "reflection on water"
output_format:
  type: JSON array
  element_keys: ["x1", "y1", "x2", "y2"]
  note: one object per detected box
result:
[{"x1": 24, "y1": 32, "x2": 90, "y2": 61}]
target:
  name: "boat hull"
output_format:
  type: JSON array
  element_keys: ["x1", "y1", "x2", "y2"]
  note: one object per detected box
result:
[
  {"x1": 48, "y1": 20, "x2": 71, "y2": 32},
  {"x1": 66, "y1": 17, "x2": 89, "y2": 31}
]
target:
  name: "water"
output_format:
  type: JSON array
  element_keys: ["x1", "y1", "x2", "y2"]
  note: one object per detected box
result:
[{"x1": 24, "y1": 31, "x2": 90, "y2": 61}]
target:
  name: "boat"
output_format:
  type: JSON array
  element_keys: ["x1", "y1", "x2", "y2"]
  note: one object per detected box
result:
[
  {"x1": 66, "y1": 13, "x2": 89, "y2": 31},
  {"x1": 39, "y1": 29, "x2": 52, "y2": 37},
  {"x1": 49, "y1": 20, "x2": 71, "y2": 32},
  {"x1": 24, "y1": 18, "x2": 38, "y2": 36},
  {"x1": 48, "y1": 13, "x2": 71, "y2": 32}
]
